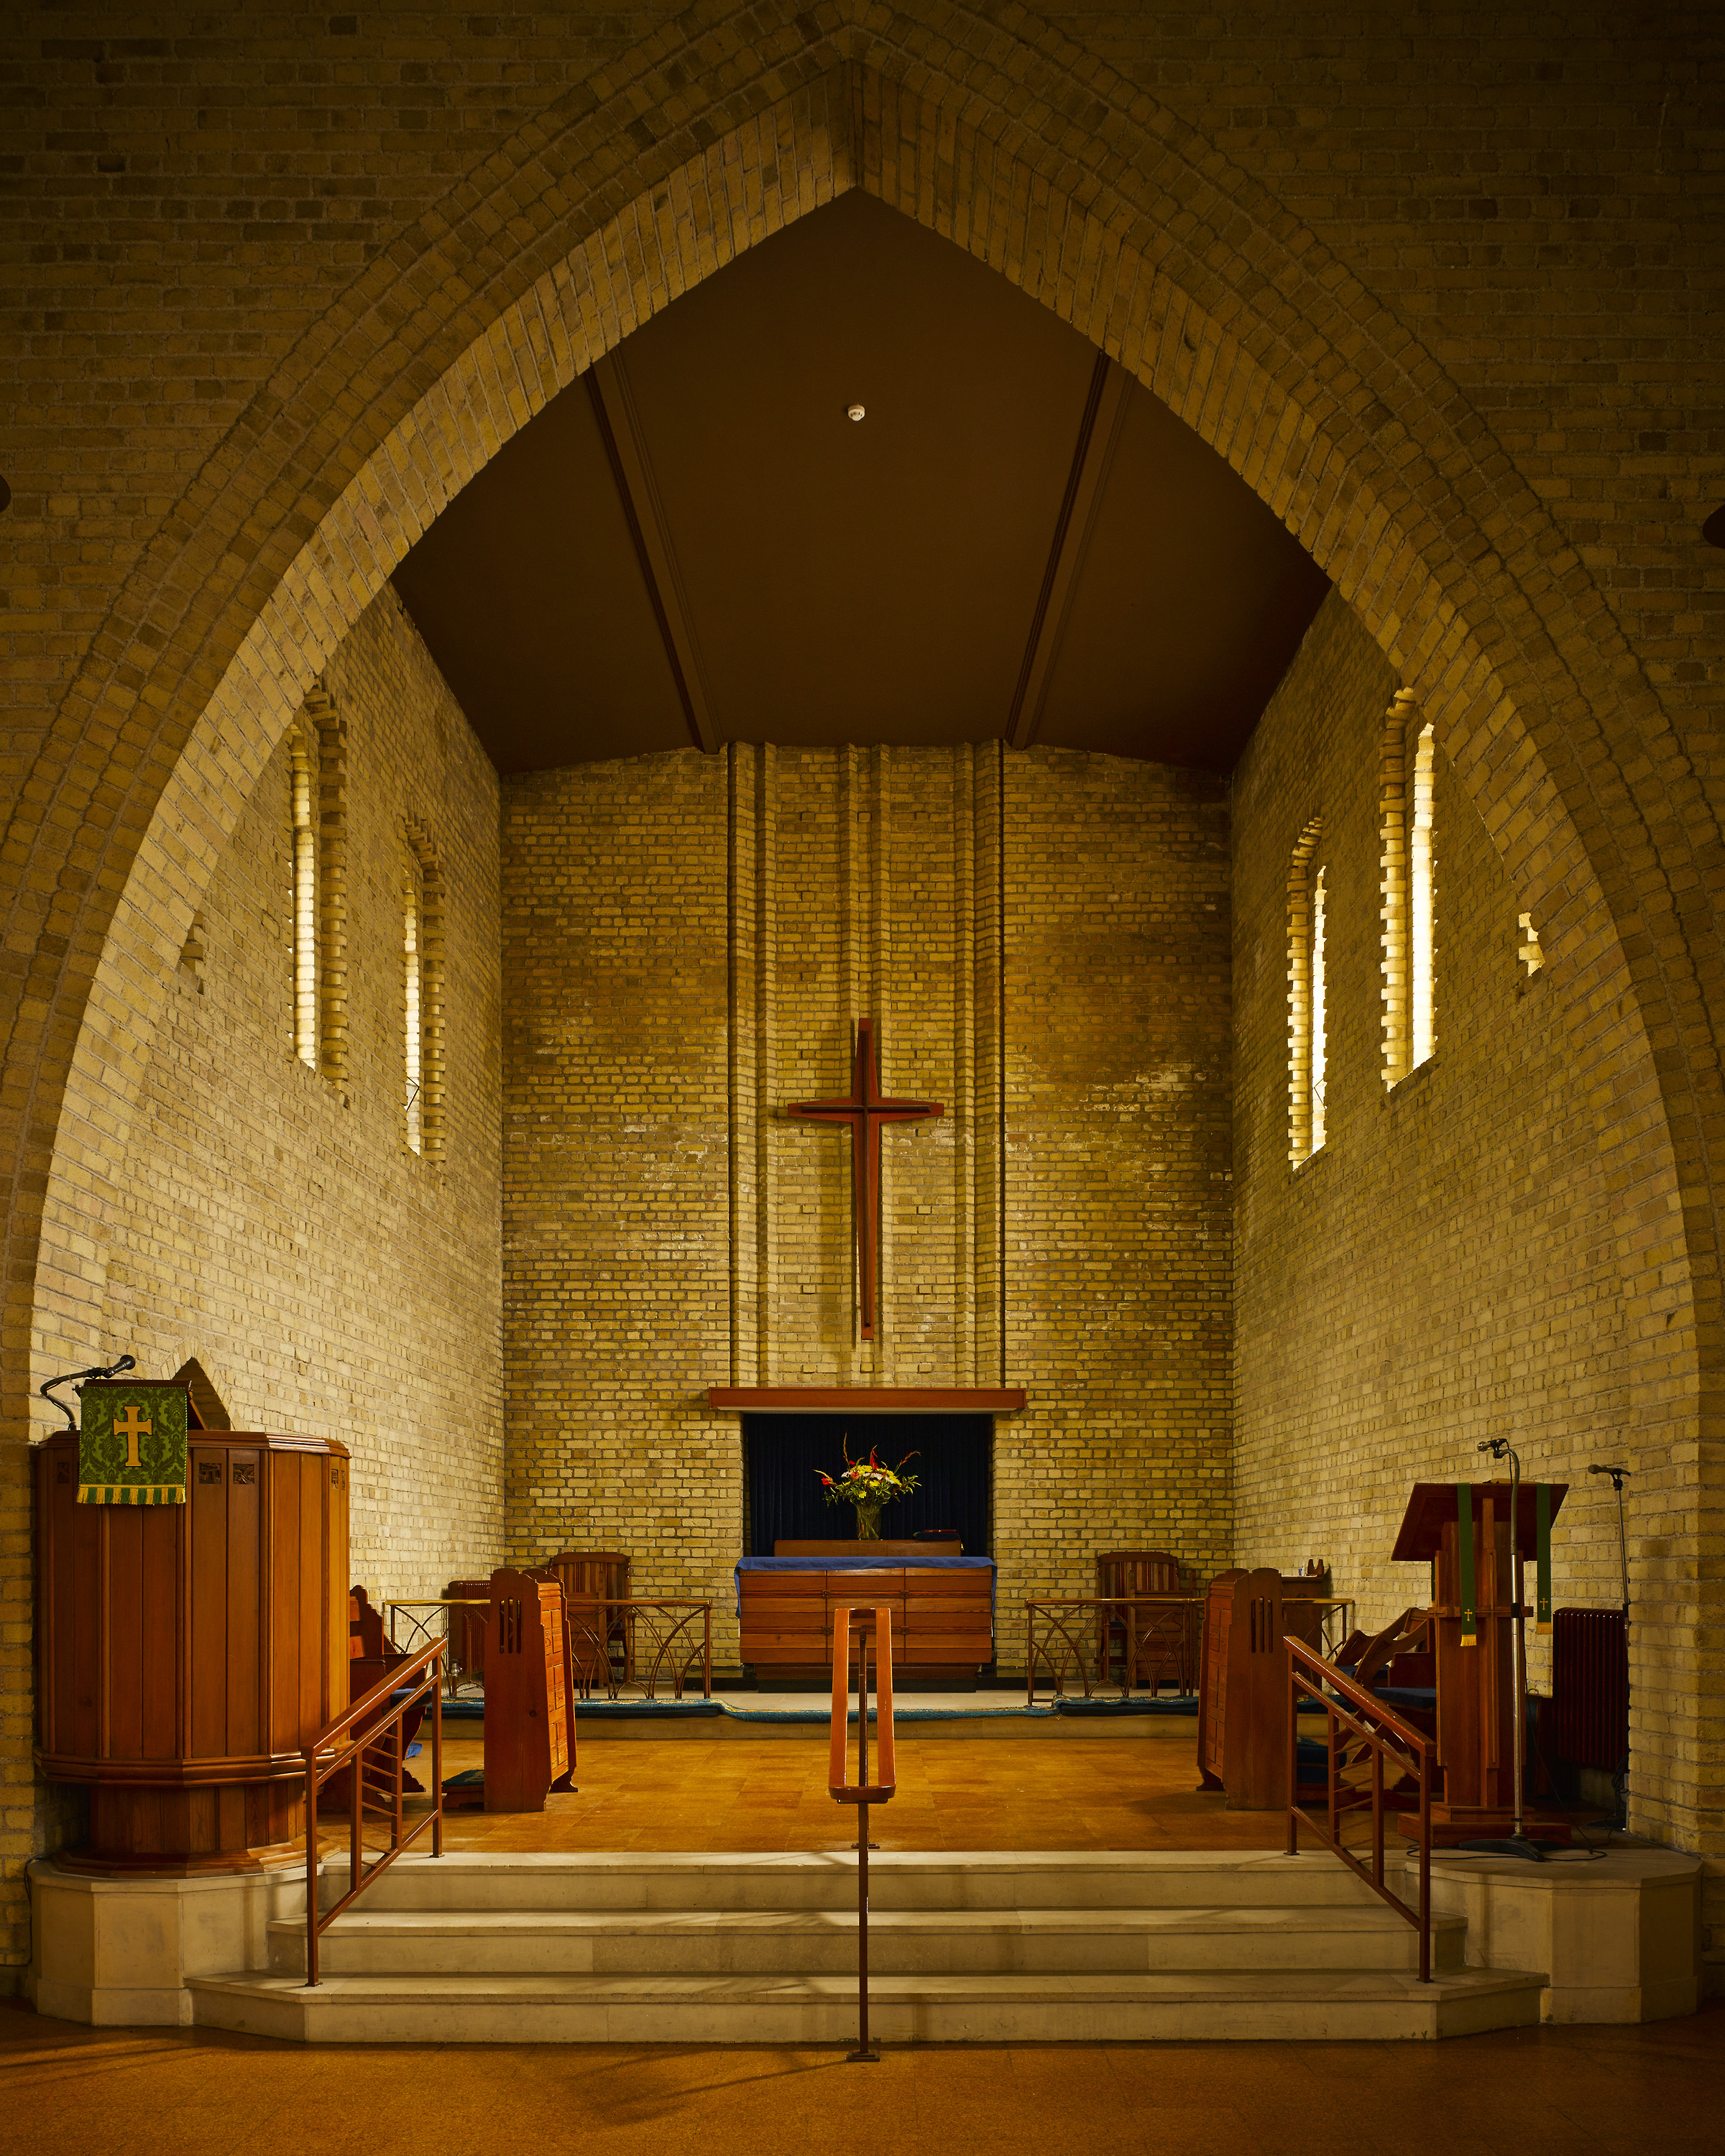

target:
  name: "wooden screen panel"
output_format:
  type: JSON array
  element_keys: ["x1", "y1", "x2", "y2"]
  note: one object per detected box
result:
[
  {"x1": 190, "y1": 1444, "x2": 229, "y2": 1758},
  {"x1": 325, "y1": 1450, "x2": 350, "y2": 1717},
  {"x1": 141, "y1": 1498, "x2": 181, "y2": 1760},
  {"x1": 294, "y1": 1454, "x2": 325, "y2": 1749},
  {"x1": 1199, "y1": 1571, "x2": 1239, "y2": 1784},
  {"x1": 227, "y1": 1447, "x2": 262, "y2": 1757},
  {"x1": 107, "y1": 1506, "x2": 146, "y2": 1759}
]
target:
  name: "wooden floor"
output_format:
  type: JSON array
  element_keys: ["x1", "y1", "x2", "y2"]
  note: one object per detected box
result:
[{"x1": 419, "y1": 1732, "x2": 1290, "y2": 1852}]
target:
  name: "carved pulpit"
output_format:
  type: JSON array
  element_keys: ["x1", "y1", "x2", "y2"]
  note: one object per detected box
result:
[{"x1": 35, "y1": 1414, "x2": 349, "y2": 1871}]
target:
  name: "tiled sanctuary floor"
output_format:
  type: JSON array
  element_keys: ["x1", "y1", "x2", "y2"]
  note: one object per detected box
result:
[{"x1": 416, "y1": 1731, "x2": 1294, "y2": 1852}]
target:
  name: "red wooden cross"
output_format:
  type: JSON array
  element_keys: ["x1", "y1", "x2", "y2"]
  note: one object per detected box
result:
[{"x1": 786, "y1": 1018, "x2": 944, "y2": 1340}]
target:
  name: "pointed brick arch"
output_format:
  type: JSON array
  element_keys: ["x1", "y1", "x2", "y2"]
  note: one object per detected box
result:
[{"x1": 4, "y1": 4, "x2": 1719, "y2": 1886}]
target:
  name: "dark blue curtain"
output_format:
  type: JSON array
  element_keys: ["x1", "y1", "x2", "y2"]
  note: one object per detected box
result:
[{"x1": 743, "y1": 1414, "x2": 992, "y2": 1557}]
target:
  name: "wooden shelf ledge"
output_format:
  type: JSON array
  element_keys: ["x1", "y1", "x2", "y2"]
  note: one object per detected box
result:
[{"x1": 706, "y1": 1387, "x2": 1026, "y2": 1415}]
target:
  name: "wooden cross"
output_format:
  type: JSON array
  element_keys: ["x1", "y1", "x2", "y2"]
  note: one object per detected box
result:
[
  {"x1": 787, "y1": 1018, "x2": 944, "y2": 1340},
  {"x1": 112, "y1": 1404, "x2": 152, "y2": 1468}
]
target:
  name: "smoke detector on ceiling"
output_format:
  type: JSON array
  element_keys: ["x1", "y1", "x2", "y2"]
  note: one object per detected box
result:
[{"x1": 847, "y1": 404, "x2": 865, "y2": 423}]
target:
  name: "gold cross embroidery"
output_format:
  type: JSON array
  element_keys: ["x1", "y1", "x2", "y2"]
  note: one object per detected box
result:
[{"x1": 112, "y1": 1405, "x2": 152, "y2": 1469}]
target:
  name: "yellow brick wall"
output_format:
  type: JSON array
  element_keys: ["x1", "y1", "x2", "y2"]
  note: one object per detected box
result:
[
  {"x1": 98, "y1": 589, "x2": 505, "y2": 1597},
  {"x1": 1233, "y1": 591, "x2": 1665, "y2": 1755},
  {"x1": 502, "y1": 742, "x2": 1231, "y2": 1666},
  {"x1": 3, "y1": 0, "x2": 1719, "y2": 1987}
]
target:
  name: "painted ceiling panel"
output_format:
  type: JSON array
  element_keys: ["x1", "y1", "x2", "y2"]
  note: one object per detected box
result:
[
  {"x1": 390, "y1": 376, "x2": 689, "y2": 775},
  {"x1": 1034, "y1": 387, "x2": 1333, "y2": 770},
  {"x1": 392, "y1": 191, "x2": 1329, "y2": 775}
]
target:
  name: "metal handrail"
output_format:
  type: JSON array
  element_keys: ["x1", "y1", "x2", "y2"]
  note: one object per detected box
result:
[
  {"x1": 564, "y1": 1597, "x2": 714, "y2": 1700},
  {"x1": 385, "y1": 1598, "x2": 489, "y2": 1695},
  {"x1": 302, "y1": 1637, "x2": 444, "y2": 1987},
  {"x1": 1285, "y1": 1636, "x2": 1434, "y2": 1984},
  {"x1": 1025, "y1": 1595, "x2": 1206, "y2": 1703},
  {"x1": 829, "y1": 1604, "x2": 896, "y2": 2063}
]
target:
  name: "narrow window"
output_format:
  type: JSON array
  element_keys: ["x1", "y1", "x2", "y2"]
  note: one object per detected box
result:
[
  {"x1": 290, "y1": 725, "x2": 316, "y2": 1067},
  {"x1": 1518, "y1": 913, "x2": 1544, "y2": 976},
  {"x1": 402, "y1": 817, "x2": 446, "y2": 1158},
  {"x1": 308, "y1": 689, "x2": 349, "y2": 1085},
  {"x1": 1410, "y1": 722, "x2": 1435, "y2": 1067},
  {"x1": 403, "y1": 860, "x2": 423, "y2": 1156},
  {"x1": 1311, "y1": 866, "x2": 1328, "y2": 1151},
  {"x1": 1287, "y1": 818, "x2": 1325, "y2": 1165},
  {"x1": 1379, "y1": 690, "x2": 1417, "y2": 1087}
]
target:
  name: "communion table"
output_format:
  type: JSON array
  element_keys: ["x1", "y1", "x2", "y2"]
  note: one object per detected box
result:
[{"x1": 736, "y1": 1552, "x2": 994, "y2": 1684}]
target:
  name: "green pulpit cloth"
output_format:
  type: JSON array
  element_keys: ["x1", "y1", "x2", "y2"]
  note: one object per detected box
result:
[{"x1": 78, "y1": 1381, "x2": 188, "y2": 1505}]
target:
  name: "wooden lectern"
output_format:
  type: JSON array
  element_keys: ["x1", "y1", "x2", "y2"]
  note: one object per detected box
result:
[
  {"x1": 483, "y1": 1568, "x2": 577, "y2": 1812},
  {"x1": 1196, "y1": 1568, "x2": 1290, "y2": 1809},
  {"x1": 1391, "y1": 1480, "x2": 1568, "y2": 1843}
]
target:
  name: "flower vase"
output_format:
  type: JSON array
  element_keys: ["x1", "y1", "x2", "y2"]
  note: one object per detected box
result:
[{"x1": 852, "y1": 1503, "x2": 883, "y2": 1542}]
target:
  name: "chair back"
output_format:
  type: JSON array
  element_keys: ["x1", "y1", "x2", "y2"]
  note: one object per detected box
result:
[
  {"x1": 546, "y1": 1550, "x2": 631, "y2": 1603},
  {"x1": 444, "y1": 1576, "x2": 492, "y2": 1682},
  {"x1": 1095, "y1": 1550, "x2": 1182, "y2": 1598}
]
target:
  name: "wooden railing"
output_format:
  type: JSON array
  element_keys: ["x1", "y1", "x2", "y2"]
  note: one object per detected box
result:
[
  {"x1": 1286, "y1": 1636, "x2": 1434, "y2": 1984},
  {"x1": 829, "y1": 1604, "x2": 896, "y2": 2063},
  {"x1": 385, "y1": 1597, "x2": 488, "y2": 1695},
  {"x1": 302, "y1": 1636, "x2": 445, "y2": 1987},
  {"x1": 565, "y1": 1597, "x2": 713, "y2": 1700}
]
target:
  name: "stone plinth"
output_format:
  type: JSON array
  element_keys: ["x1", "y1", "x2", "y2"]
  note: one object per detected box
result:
[
  {"x1": 1405, "y1": 1844, "x2": 1701, "y2": 2024},
  {"x1": 27, "y1": 1858, "x2": 313, "y2": 2027}
]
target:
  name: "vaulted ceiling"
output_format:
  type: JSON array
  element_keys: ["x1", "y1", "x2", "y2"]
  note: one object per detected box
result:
[{"x1": 392, "y1": 193, "x2": 1329, "y2": 778}]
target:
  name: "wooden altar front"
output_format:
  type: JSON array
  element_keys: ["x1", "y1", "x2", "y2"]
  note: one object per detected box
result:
[{"x1": 738, "y1": 1556, "x2": 993, "y2": 1683}]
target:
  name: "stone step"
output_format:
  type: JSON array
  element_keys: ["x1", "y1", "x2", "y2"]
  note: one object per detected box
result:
[
  {"x1": 188, "y1": 1965, "x2": 1547, "y2": 2045},
  {"x1": 318, "y1": 1848, "x2": 1385, "y2": 1915},
  {"x1": 272, "y1": 1901, "x2": 1464, "y2": 1978}
]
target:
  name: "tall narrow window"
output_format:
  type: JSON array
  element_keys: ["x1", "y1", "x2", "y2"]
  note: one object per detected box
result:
[
  {"x1": 1518, "y1": 913, "x2": 1543, "y2": 976},
  {"x1": 290, "y1": 724, "x2": 316, "y2": 1067},
  {"x1": 1287, "y1": 817, "x2": 1325, "y2": 1165},
  {"x1": 1379, "y1": 689, "x2": 1415, "y2": 1086},
  {"x1": 1410, "y1": 722, "x2": 1435, "y2": 1067},
  {"x1": 403, "y1": 862, "x2": 423, "y2": 1155},
  {"x1": 402, "y1": 817, "x2": 446, "y2": 1159},
  {"x1": 1310, "y1": 866, "x2": 1328, "y2": 1151}
]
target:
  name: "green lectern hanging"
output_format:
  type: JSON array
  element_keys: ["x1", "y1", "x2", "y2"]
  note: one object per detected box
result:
[{"x1": 78, "y1": 1379, "x2": 189, "y2": 1505}]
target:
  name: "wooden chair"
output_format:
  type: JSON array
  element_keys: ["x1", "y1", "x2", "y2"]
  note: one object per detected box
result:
[
  {"x1": 1095, "y1": 1550, "x2": 1193, "y2": 1693},
  {"x1": 546, "y1": 1551, "x2": 632, "y2": 1692},
  {"x1": 443, "y1": 1576, "x2": 492, "y2": 1687}
]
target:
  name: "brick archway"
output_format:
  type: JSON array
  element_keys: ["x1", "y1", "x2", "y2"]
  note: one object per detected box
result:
[{"x1": 4, "y1": 4, "x2": 1718, "y2": 1882}]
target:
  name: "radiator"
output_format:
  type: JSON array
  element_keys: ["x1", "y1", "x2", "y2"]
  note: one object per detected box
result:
[{"x1": 1552, "y1": 1607, "x2": 1628, "y2": 1769}]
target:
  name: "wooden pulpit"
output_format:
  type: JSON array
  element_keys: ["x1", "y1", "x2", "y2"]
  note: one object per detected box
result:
[
  {"x1": 483, "y1": 1568, "x2": 577, "y2": 1812},
  {"x1": 1391, "y1": 1479, "x2": 1568, "y2": 1842},
  {"x1": 34, "y1": 1427, "x2": 349, "y2": 1873},
  {"x1": 1195, "y1": 1568, "x2": 1289, "y2": 1809}
]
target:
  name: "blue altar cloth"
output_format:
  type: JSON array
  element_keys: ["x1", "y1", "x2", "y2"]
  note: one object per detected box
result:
[{"x1": 734, "y1": 1554, "x2": 995, "y2": 1618}]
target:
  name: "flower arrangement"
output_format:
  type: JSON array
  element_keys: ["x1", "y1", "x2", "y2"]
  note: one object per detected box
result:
[{"x1": 816, "y1": 1436, "x2": 921, "y2": 1541}]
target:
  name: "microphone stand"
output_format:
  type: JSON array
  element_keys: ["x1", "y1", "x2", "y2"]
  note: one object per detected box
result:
[
  {"x1": 1588, "y1": 1463, "x2": 1633, "y2": 1829},
  {"x1": 1457, "y1": 1437, "x2": 1556, "y2": 1861}
]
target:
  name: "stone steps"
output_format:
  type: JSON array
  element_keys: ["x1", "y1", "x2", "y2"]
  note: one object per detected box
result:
[
  {"x1": 267, "y1": 1900, "x2": 1468, "y2": 1977},
  {"x1": 185, "y1": 1850, "x2": 1547, "y2": 2043},
  {"x1": 188, "y1": 1966, "x2": 1546, "y2": 2044},
  {"x1": 309, "y1": 1847, "x2": 1391, "y2": 1912}
]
